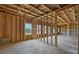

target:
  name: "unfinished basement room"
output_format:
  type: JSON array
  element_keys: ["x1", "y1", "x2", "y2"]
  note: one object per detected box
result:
[{"x1": 0, "y1": 4, "x2": 79, "y2": 54}]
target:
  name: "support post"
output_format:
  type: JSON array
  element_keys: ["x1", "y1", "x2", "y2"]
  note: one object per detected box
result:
[
  {"x1": 43, "y1": 24, "x2": 45, "y2": 42},
  {"x1": 55, "y1": 12, "x2": 58, "y2": 47},
  {"x1": 41, "y1": 19, "x2": 43, "y2": 42},
  {"x1": 46, "y1": 16, "x2": 48, "y2": 44},
  {"x1": 77, "y1": 5, "x2": 79, "y2": 54},
  {"x1": 50, "y1": 19, "x2": 53, "y2": 45},
  {"x1": 38, "y1": 19, "x2": 40, "y2": 40}
]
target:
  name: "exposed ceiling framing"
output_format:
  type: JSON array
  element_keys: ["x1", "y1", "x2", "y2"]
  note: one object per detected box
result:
[{"x1": 0, "y1": 4, "x2": 77, "y2": 26}]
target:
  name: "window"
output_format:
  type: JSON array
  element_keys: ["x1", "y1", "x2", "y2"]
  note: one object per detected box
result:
[
  {"x1": 53, "y1": 27, "x2": 55, "y2": 33},
  {"x1": 37, "y1": 25, "x2": 39, "y2": 34},
  {"x1": 36, "y1": 25, "x2": 41, "y2": 34},
  {"x1": 45, "y1": 26, "x2": 46, "y2": 34},
  {"x1": 39, "y1": 25, "x2": 41, "y2": 34},
  {"x1": 48, "y1": 27, "x2": 50, "y2": 35},
  {"x1": 25, "y1": 23, "x2": 32, "y2": 35}
]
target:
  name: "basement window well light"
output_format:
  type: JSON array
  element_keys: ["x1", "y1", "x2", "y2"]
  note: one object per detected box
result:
[{"x1": 25, "y1": 23, "x2": 32, "y2": 35}]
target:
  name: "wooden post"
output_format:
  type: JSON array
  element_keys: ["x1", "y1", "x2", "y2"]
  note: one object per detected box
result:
[
  {"x1": 41, "y1": 20, "x2": 43, "y2": 41},
  {"x1": 34, "y1": 19, "x2": 37, "y2": 40},
  {"x1": 37, "y1": 19, "x2": 39, "y2": 40},
  {"x1": 35, "y1": 19, "x2": 37, "y2": 40},
  {"x1": 55, "y1": 12, "x2": 58, "y2": 47},
  {"x1": 20, "y1": 17, "x2": 24, "y2": 41},
  {"x1": 23, "y1": 17, "x2": 24, "y2": 41},
  {"x1": 16, "y1": 16, "x2": 21, "y2": 42},
  {"x1": 67, "y1": 23, "x2": 70, "y2": 40},
  {"x1": 36, "y1": 19, "x2": 38, "y2": 40},
  {"x1": 50, "y1": 19, "x2": 53, "y2": 45},
  {"x1": 77, "y1": 5, "x2": 79, "y2": 54},
  {"x1": 10, "y1": 14, "x2": 12, "y2": 42},
  {"x1": 41, "y1": 18, "x2": 43, "y2": 41},
  {"x1": 2, "y1": 13, "x2": 6, "y2": 41},
  {"x1": 43, "y1": 24, "x2": 45, "y2": 43},
  {"x1": 59, "y1": 26, "x2": 61, "y2": 33},
  {"x1": 32, "y1": 19, "x2": 34, "y2": 39},
  {"x1": 46, "y1": 16, "x2": 48, "y2": 44},
  {"x1": 34, "y1": 20, "x2": 36, "y2": 39},
  {"x1": 37, "y1": 19, "x2": 39, "y2": 41},
  {"x1": 12, "y1": 15, "x2": 17, "y2": 42}
]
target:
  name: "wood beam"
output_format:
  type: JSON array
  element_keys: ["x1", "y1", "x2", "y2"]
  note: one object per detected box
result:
[
  {"x1": 20, "y1": 4, "x2": 42, "y2": 16},
  {"x1": 57, "y1": 4, "x2": 71, "y2": 23},
  {"x1": 57, "y1": 15, "x2": 67, "y2": 23},
  {"x1": 35, "y1": 4, "x2": 75, "y2": 19},
  {"x1": 42, "y1": 4, "x2": 66, "y2": 23},
  {"x1": 8, "y1": 5, "x2": 37, "y2": 17},
  {"x1": 29, "y1": 4, "x2": 46, "y2": 14},
  {"x1": 47, "y1": 15, "x2": 62, "y2": 23},
  {"x1": 0, "y1": 5, "x2": 34, "y2": 19},
  {"x1": 42, "y1": 4, "x2": 52, "y2": 12}
]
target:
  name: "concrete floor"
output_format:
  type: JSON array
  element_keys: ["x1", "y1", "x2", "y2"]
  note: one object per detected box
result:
[
  {"x1": 0, "y1": 40, "x2": 71, "y2": 54},
  {"x1": 0, "y1": 30, "x2": 78, "y2": 54}
]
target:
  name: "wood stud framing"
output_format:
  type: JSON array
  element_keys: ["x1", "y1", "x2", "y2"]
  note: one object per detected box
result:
[{"x1": 0, "y1": 4, "x2": 79, "y2": 54}]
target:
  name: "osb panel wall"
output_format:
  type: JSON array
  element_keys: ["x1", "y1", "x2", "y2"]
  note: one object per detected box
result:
[
  {"x1": 6, "y1": 13, "x2": 12, "y2": 42},
  {"x1": 0, "y1": 12, "x2": 4, "y2": 39},
  {"x1": 0, "y1": 11, "x2": 26, "y2": 43}
]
